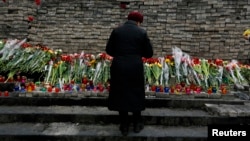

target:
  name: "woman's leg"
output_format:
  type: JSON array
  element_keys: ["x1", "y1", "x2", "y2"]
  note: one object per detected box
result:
[
  {"x1": 119, "y1": 111, "x2": 129, "y2": 136},
  {"x1": 133, "y1": 111, "x2": 144, "y2": 133}
]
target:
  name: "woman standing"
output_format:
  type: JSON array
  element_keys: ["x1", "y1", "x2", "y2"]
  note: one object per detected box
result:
[{"x1": 105, "y1": 11, "x2": 153, "y2": 136}]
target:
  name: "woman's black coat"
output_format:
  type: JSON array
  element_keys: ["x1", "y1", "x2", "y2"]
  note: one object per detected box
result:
[{"x1": 105, "y1": 20, "x2": 153, "y2": 112}]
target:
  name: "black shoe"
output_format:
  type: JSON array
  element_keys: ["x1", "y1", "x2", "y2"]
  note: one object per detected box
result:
[
  {"x1": 119, "y1": 125, "x2": 129, "y2": 136},
  {"x1": 133, "y1": 122, "x2": 144, "y2": 133}
]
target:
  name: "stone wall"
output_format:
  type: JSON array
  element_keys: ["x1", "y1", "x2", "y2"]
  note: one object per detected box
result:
[{"x1": 0, "y1": 0, "x2": 250, "y2": 63}]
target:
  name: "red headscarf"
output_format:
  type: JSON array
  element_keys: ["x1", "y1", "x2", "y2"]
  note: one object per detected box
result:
[{"x1": 127, "y1": 11, "x2": 143, "y2": 23}]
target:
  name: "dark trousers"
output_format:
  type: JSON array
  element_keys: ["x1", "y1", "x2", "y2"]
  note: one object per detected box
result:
[{"x1": 119, "y1": 111, "x2": 142, "y2": 126}]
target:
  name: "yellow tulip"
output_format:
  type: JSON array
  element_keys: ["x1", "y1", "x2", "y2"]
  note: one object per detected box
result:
[
  {"x1": 48, "y1": 49, "x2": 54, "y2": 54},
  {"x1": 157, "y1": 63, "x2": 162, "y2": 68},
  {"x1": 53, "y1": 64, "x2": 58, "y2": 68},
  {"x1": 243, "y1": 29, "x2": 250, "y2": 36},
  {"x1": 165, "y1": 58, "x2": 170, "y2": 63},
  {"x1": 90, "y1": 59, "x2": 96, "y2": 65}
]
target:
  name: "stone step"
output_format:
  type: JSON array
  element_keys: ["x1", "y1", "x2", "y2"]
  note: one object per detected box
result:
[
  {"x1": 0, "y1": 105, "x2": 249, "y2": 125},
  {"x1": 205, "y1": 102, "x2": 250, "y2": 117},
  {"x1": 0, "y1": 94, "x2": 245, "y2": 109},
  {"x1": 0, "y1": 96, "x2": 249, "y2": 141},
  {"x1": 0, "y1": 122, "x2": 208, "y2": 141}
]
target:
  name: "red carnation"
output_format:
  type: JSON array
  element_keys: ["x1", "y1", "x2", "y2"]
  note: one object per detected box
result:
[
  {"x1": 35, "y1": 0, "x2": 41, "y2": 6},
  {"x1": 28, "y1": 16, "x2": 34, "y2": 22}
]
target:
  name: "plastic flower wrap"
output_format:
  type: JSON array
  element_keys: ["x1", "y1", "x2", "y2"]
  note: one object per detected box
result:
[
  {"x1": 50, "y1": 61, "x2": 60, "y2": 85},
  {"x1": 0, "y1": 39, "x2": 53, "y2": 82},
  {"x1": 162, "y1": 57, "x2": 170, "y2": 86},
  {"x1": 165, "y1": 55, "x2": 175, "y2": 77},
  {"x1": 143, "y1": 58, "x2": 153, "y2": 86},
  {"x1": 83, "y1": 53, "x2": 96, "y2": 81},
  {"x1": 232, "y1": 61, "x2": 248, "y2": 85},
  {"x1": 0, "y1": 39, "x2": 26, "y2": 61},
  {"x1": 208, "y1": 59, "x2": 224, "y2": 89},
  {"x1": 0, "y1": 39, "x2": 26, "y2": 81},
  {"x1": 180, "y1": 52, "x2": 192, "y2": 85},
  {"x1": 71, "y1": 52, "x2": 88, "y2": 83},
  {"x1": 191, "y1": 57, "x2": 202, "y2": 86},
  {"x1": 0, "y1": 39, "x2": 24, "y2": 81},
  {"x1": 57, "y1": 60, "x2": 67, "y2": 90},
  {"x1": 93, "y1": 53, "x2": 112, "y2": 85},
  {"x1": 224, "y1": 60, "x2": 248, "y2": 85},
  {"x1": 200, "y1": 58, "x2": 210, "y2": 89},
  {"x1": 150, "y1": 58, "x2": 162, "y2": 86},
  {"x1": 159, "y1": 57, "x2": 165, "y2": 86},
  {"x1": 239, "y1": 64, "x2": 250, "y2": 84},
  {"x1": 172, "y1": 46, "x2": 183, "y2": 83},
  {"x1": 44, "y1": 60, "x2": 53, "y2": 83}
]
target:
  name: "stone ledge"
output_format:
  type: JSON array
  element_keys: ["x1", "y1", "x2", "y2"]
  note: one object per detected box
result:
[
  {"x1": 205, "y1": 103, "x2": 250, "y2": 117},
  {"x1": 2, "y1": 91, "x2": 239, "y2": 100},
  {"x1": 0, "y1": 96, "x2": 246, "y2": 110}
]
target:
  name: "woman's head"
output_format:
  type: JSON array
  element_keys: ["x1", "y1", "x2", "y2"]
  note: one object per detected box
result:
[{"x1": 127, "y1": 11, "x2": 143, "y2": 23}]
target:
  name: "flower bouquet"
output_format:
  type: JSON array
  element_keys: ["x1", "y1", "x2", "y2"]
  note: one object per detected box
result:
[
  {"x1": 0, "y1": 39, "x2": 54, "y2": 82},
  {"x1": 93, "y1": 53, "x2": 112, "y2": 95},
  {"x1": 150, "y1": 58, "x2": 163, "y2": 91},
  {"x1": 164, "y1": 55, "x2": 175, "y2": 85}
]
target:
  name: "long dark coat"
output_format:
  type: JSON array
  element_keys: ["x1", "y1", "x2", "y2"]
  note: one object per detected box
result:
[{"x1": 105, "y1": 20, "x2": 153, "y2": 112}]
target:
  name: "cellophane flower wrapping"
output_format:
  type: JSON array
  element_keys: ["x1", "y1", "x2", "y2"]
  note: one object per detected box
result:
[
  {"x1": 162, "y1": 60, "x2": 170, "y2": 87},
  {"x1": 172, "y1": 46, "x2": 183, "y2": 83},
  {"x1": 200, "y1": 58, "x2": 210, "y2": 89},
  {"x1": 143, "y1": 59, "x2": 152, "y2": 86},
  {"x1": 0, "y1": 39, "x2": 53, "y2": 82},
  {"x1": 159, "y1": 57, "x2": 165, "y2": 86},
  {"x1": 180, "y1": 52, "x2": 192, "y2": 85},
  {"x1": 225, "y1": 60, "x2": 248, "y2": 85},
  {"x1": 240, "y1": 64, "x2": 250, "y2": 85},
  {"x1": 191, "y1": 57, "x2": 202, "y2": 86},
  {"x1": 93, "y1": 53, "x2": 111, "y2": 86},
  {"x1": 208, "y1": 59, "x2": 224, "y2": 90},
  {"x1": 150, "y1": 58, "x2": 162, "y2": 86}
]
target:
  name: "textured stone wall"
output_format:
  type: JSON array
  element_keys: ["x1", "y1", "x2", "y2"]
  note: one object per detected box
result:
[{"x1": 0, "y1": 0, "x2": 250, "y2": 63}]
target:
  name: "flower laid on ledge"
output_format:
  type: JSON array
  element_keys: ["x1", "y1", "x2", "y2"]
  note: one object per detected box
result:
[
  {"x1": 0, "y1": 39, "x2": 54, "y2": 82},
  {"x1": 0, "y1": 39, "x2": 249, "y2": 94}
]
